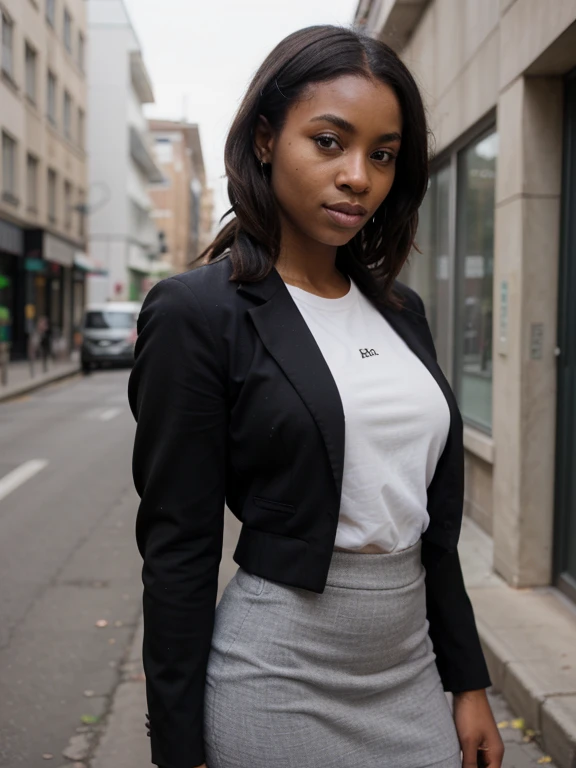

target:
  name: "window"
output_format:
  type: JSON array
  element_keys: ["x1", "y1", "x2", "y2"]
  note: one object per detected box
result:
[
  {"x1": 455, "y1": 131, "x2": 498, "y2": 432},
  {"x1": 25, "y1": 43, "x2": 37, "y2": 102},
  {"x1": 46, "y1": 0, "x2": 56, "y2": 28},
  {"x1": 2, "y1": 133, "x2": 17, "y2": 203},
  {"x1": 77, "y1": 107, "x2": 85, "y2": 148},
  {"x1": 409, "y1": 165, "x2": 452, "y2": 374},
  {"x1": 63, "y1": 90, "x2": 72, "y2": 138},
  {"x1": 412, "y1": 126, "x2": 498, "y2": 434},
  {"x1": 1, "y1": 12, "x2": 14, "y2": 80},
  {"x1": 77, "y1": 32, "x2": 85, "y2": 72},
  {"x1": 64, "y1": 180, "x2": 72, "y2": 229},
  {"x1": 47, "y1": 70, "x2": 57, "y2": 125},
  {"x1": 85, "y1": 311, "x2": 138, "y2": 330},
  {"x1": 27, "y1": 154, "x2": 39, "y2": 212},
  {"x1": 47, "y1": 168, "x2": 57, "y2": 223},
  {"x1": 154, "y1": 137, "x2": 174, "y2": 164},
  {"x1": 63, "y1": 8, "x2": 72, "y2": 52},
  {"x1": 77, "y1": 188, "x2": 85, "y2": 237}
]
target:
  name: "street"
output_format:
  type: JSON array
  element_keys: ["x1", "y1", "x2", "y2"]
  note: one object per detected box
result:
[
  {"x1": 0, "y1": 370, "x2": 142, "y2": 767},
  {"x1": 0, "y1": 371, "x2": 558, "y2": 768}
]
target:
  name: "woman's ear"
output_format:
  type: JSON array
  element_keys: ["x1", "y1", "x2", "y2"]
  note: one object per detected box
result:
[{"x1": 253, "y1": 114, "x2": 274, "y2": 165}]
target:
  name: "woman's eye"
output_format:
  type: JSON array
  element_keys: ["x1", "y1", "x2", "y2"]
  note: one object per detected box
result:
[
  {"x1": 314, "y1": 135, "x2": 339, "y2": 150},
  {"x1": 372, "y1": 149, "x2": 396, "y2": 163}
]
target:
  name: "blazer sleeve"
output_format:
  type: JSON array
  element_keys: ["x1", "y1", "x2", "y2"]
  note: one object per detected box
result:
[
  {"x1": 128, "y1": 276, "x2": 227, "y2": 768},
  {"x1": 410, "y1": 288, "x2": 492, "y2": 694},
  {"x1": 421, "y1": 543, "x2": 491, "y2": 692}
]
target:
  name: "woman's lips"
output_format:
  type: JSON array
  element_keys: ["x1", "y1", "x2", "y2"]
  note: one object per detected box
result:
[{"x1": 323, "y1": 206, "x2": 365, "y2": 228}]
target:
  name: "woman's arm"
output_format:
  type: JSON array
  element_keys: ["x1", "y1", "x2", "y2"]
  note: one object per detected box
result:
[
  {"x1": 129, "y1": 277, "x2": 227, "y2": 768},
  {"x1": 421, "y1": 543, "x2": 491, "y2": 692}
]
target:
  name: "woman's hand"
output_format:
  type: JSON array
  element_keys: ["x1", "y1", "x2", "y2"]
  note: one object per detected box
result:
[{"x1": 453, "y1": 689, "x2": 504, "y2": 767}]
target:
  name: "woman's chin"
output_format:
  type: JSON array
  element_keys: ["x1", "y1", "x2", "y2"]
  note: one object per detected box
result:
[{"x1": 314, "y1": 227, "x2": 360, "y2": 248}]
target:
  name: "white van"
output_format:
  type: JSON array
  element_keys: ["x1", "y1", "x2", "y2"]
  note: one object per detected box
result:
[{"x1": 81, "y1": 302, "x2": 141, "y2": 373}]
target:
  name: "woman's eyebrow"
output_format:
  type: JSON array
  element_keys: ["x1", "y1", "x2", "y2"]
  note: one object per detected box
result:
[{"x1": 309, "y1": 113, "x2": 402, "y2": 143}]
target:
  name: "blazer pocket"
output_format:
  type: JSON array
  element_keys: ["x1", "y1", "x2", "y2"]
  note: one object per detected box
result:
[{"x1": 252, "y1": 496, "x2": 296, "y2": 515}]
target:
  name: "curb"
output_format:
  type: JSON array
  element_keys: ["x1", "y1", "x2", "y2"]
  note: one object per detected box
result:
[
  {"x1": 0, "y1": 364, "x2": 81, "y2": 403},
  {"x1": 479, "y1": 622, "x2": 576, "y2": 768}
]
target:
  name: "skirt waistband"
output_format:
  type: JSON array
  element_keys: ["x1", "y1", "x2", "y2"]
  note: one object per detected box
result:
[{"x1": 326, "y1": 539, "x2": 422, "y2": 590}]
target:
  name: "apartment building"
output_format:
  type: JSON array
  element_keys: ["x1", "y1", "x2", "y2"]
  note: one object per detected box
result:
[
  {"x1": 355, "y1": 2, "x2": 576, "y2": 763},
  {"x1": 0, "y1": 0, "x2": 89, "y2": 360},
  {"x1": 86, "y1": 0, "x2": 165, "y2": 304},
  {"x1": 148, "y1": 119, "x2": 214, "y2": 274}
]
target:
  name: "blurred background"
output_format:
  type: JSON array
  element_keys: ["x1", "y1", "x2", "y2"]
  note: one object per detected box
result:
[{"x1": 0, "y1": 1, "x2": 576, "y2": 766}]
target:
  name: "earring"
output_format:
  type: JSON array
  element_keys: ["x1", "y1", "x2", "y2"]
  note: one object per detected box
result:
[{"x1": 260, "y1": 160, "x2": 269, "y2": 181}]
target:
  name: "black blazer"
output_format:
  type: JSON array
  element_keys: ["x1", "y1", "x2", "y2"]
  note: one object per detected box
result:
[{"x1": 128, "y1": 254, "x2": 491, "y2": 768}]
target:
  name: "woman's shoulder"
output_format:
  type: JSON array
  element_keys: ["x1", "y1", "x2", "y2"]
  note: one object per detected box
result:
[
  {"x1": 146, "y1": 255, "x2": 237, "y2": 317},
  {"x1": 171, "y1": 253, "x2": 236, "y2": 300}
]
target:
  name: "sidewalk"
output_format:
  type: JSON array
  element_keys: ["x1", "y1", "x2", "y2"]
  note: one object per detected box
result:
[
  {"x1": 460, "y1": 516, "x2": 576, "y2": 768},
  {"x1": 87, "y1": 512, "x2": 566, "y2": 768},
  {"x1": 0, "y1": 357, "x2": 81, "y2": 403}
]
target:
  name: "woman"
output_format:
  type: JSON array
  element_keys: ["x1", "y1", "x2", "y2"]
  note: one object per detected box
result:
[{"x1": 129, "y1": 25, "x2": 504, "y2": 768}]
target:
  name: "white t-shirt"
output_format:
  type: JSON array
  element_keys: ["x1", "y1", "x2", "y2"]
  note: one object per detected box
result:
[{"x1": 285, "y1": 278, "x2": 450, "y2": 553}]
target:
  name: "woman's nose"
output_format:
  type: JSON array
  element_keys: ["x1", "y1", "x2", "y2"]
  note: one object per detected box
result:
[{"x1": 336, "y1": 155, "x2": 370, "y2": 194}]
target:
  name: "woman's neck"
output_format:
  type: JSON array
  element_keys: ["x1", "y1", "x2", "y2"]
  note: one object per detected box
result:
[{"x1": 275, "y1": 229, "x2": 348, "y2": 299}]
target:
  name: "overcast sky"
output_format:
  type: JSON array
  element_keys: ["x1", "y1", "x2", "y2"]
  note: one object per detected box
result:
[{"x1": 122, "y1": 0, "x2": 359, "y2": 221}]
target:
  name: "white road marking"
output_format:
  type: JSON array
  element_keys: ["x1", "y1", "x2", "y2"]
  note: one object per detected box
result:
[
  {"x1": 99, "y1": 408, "x2": 122, "y2": 422},
  {"x1": 0, "y1": 460, "x2": 49, "y2": 503}
]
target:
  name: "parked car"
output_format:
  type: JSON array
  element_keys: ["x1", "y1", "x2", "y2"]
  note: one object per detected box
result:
[{"x1": 81, "y1": 302, "x2": 141, "y2": 373}]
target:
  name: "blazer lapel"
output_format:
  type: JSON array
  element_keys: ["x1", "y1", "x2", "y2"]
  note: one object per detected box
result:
[{"x1": 238, "y1": 271, "x2": 345, "y2": 501}]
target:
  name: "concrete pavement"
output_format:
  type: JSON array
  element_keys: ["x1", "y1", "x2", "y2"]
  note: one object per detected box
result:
[
  {"x1": 0, "y1": 358, "x2": 81, "y2": 404},
  {"x1": 460, "y1": 517, "x2": 576, "y2": 768}
]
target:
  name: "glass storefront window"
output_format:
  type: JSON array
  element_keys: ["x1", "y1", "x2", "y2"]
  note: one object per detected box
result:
[
  {"x1": 408, "y1": 165, "x2": 451, "y2": 375},
  {"x1": 455, "y1": 131, "x2": 498, "y2": 432}
]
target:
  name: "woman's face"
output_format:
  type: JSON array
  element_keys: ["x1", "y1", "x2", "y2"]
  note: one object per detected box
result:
[{"x1": 256, "y1": 74, "x2": 403, "y2": 250}]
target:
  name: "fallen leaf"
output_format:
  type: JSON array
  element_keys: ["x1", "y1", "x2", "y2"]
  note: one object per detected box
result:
[
  {"x1": 80, "y1": 714, "x2": 99, "y2": 725},
  {"x1": 41, "y1": 755, "x2": 54, "y2": 760},
  {"x1": 537, "y1": 758, "x2": 552, "y2": 765},
  {"x1": 511, "y1": 718, "x2": 525, "y2": 729},
  {"x1": 497, "y1": 720, "x2": 509, "y2": 729},
  {"x1": 83, "y1": 690, "x2": 94, "y2": 698},
  {"x1": 95, "y1": 620, "x2": 108, "y2": 628}
]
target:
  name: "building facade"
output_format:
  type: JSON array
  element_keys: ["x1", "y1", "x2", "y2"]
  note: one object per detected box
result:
[
  {"x1": 148, "y1": 120, "x2": 214, "y2": 274},
  {"x1": 0, "y1": 0, "x2": 89, "y2": 361},
  {"x1": 86, "y1": 0, "x2": 165, "y2": 304},
  {"x1": 355, "y1": 0, "x2": 576, "y2": 602}
]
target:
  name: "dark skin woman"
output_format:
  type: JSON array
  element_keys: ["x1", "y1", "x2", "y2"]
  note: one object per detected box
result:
[{"x1": 131, "y1": 25, "x2": 505, "y2": 768}]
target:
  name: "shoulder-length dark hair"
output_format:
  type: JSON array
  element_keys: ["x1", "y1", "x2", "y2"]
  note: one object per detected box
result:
[{"x1": 201, "y1": 24, "x2": 429, "y2": 306}]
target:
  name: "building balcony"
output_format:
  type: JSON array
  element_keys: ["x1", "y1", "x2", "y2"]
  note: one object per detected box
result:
[
  {"x1": 129, "y1": 126, "x2": 164, "y2": 184},
  {"x1": 130, "y1": 51, "x2": 155, "y2": 105}
]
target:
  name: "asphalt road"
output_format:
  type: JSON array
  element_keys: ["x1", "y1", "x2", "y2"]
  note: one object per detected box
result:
[{"x1": 0, "y1": 370, "x2": 143, "y2": 767}]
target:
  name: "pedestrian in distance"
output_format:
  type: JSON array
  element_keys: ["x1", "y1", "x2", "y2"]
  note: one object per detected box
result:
[{"x1": 128, "y1": 24, "x2": 505, "y2": 768}]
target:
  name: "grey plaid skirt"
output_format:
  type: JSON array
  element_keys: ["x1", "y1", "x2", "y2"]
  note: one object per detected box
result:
[{"x1": 204, "y1": 539, "x2": 461, "y2": 768}]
